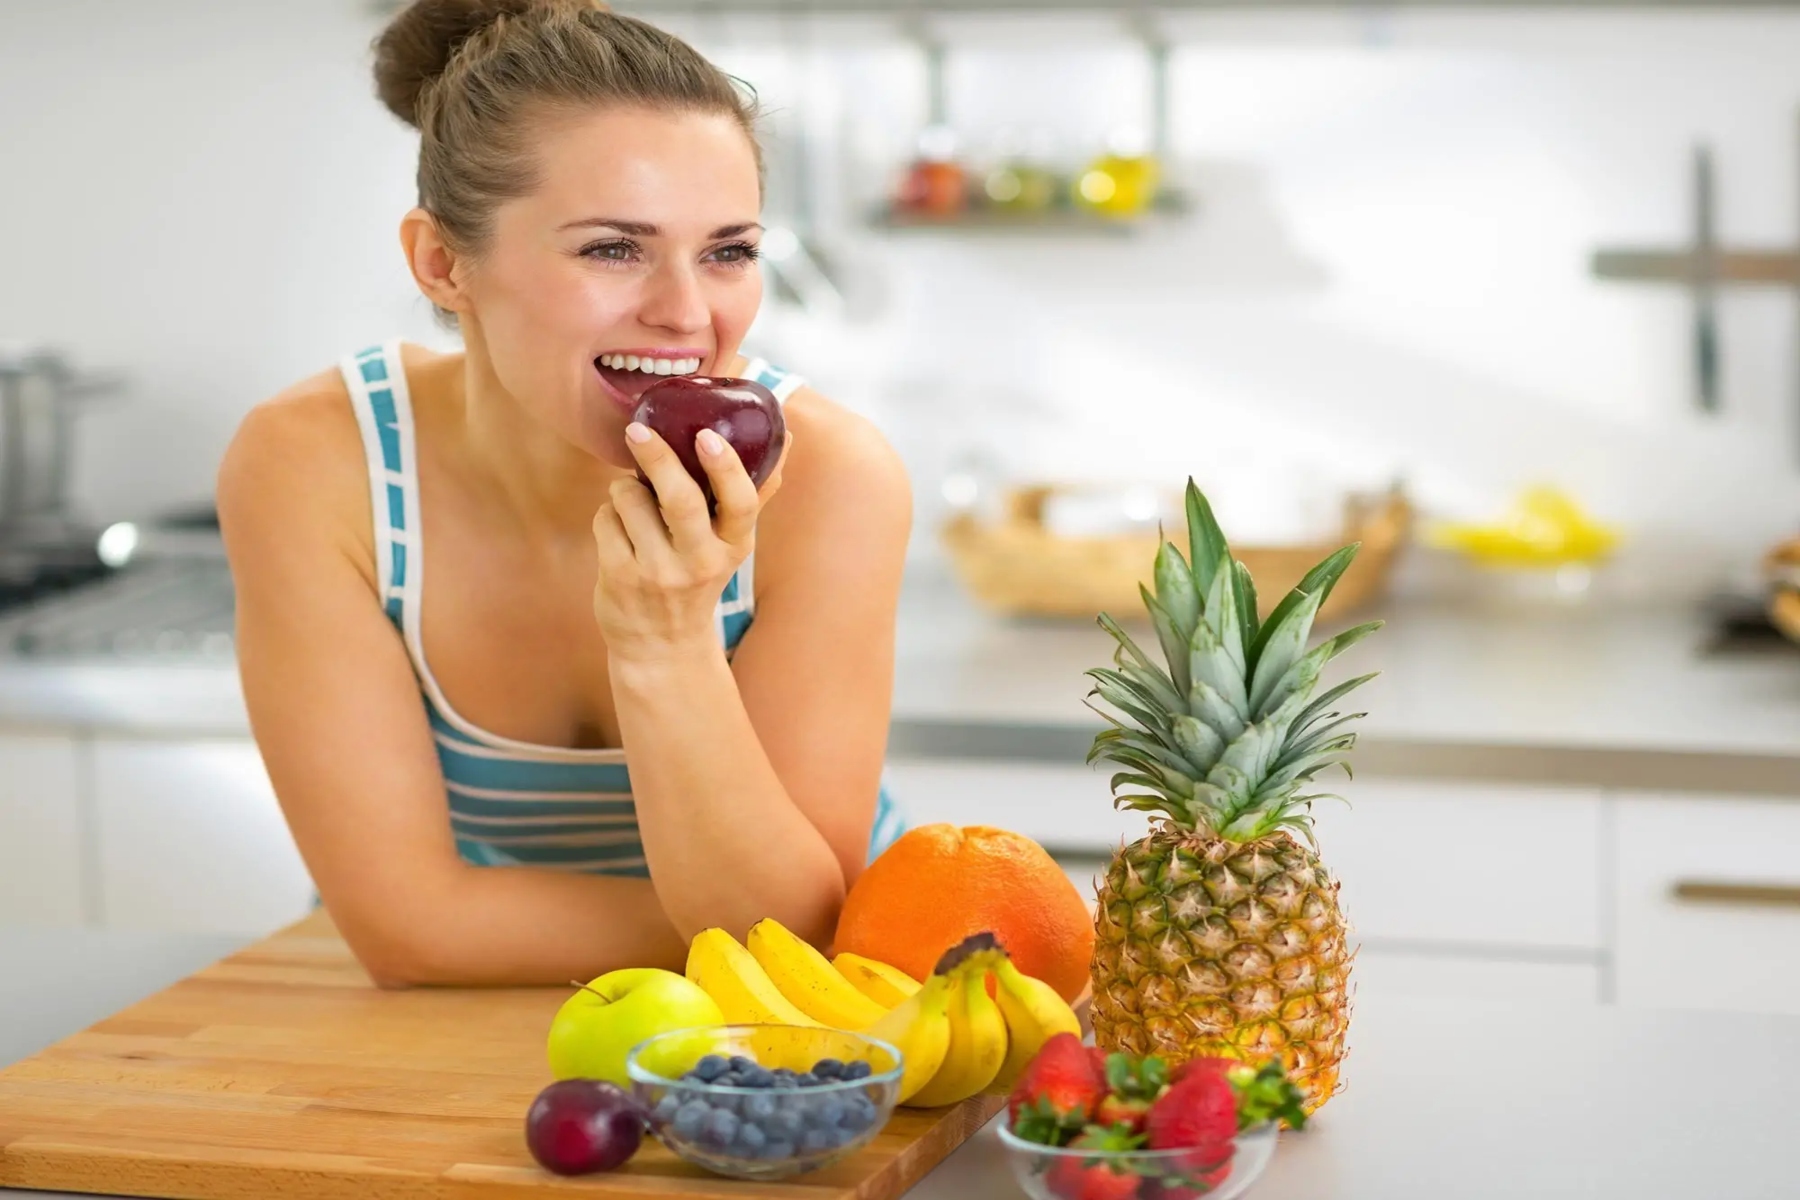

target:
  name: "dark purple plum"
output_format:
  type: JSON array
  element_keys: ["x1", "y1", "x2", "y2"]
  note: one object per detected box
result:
[
  {"x1": 524, "y1": 1079, "x2": 643, "y2": 1176},
  {"x1": 631, "y1": 376, "x2": 785, "y2": 508}
]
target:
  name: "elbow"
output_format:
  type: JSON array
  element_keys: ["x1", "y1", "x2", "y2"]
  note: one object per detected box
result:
[{"x1": 338, "y1": 913, "x2": 460, "y2": 989}]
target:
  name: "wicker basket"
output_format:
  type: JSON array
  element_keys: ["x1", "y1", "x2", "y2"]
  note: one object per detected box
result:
[{"x1": 941, "y1": 483, "x2": 1411, "y2": 621}]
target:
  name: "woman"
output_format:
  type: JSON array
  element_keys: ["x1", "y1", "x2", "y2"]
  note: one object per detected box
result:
[{"x1": 217, "y1": 0, "x2": 911, "y2": 989}]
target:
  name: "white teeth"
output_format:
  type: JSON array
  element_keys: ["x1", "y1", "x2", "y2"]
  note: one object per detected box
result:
[{"x1": 598, "y1": 354, "x2": 702, "y2": 374}]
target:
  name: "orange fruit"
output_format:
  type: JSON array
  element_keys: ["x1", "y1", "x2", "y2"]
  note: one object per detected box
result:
[{"x1": 834, "y1": 824, "x2": 1093, "y2": 1003}]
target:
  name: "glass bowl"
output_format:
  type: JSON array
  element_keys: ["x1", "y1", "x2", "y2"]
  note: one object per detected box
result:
[
  {"x1": 625, "y1": 1024, "x2": 903, "y2": 1181},
  {"x1": 996, "y1": 1116, "x2": 1279, "y2": 1200}
]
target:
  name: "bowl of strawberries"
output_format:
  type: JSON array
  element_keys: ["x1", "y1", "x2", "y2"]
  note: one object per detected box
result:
[{"x1": 998, "y1": 1035, "x2": 1306, "y2": 1200}]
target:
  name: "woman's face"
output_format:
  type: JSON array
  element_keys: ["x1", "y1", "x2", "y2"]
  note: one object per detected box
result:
[{"x1": 461, "y1": 105, "x2": 764, "y2": 470}]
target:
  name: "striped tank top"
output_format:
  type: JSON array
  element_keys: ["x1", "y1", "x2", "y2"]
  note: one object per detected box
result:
[{"x1": 341, "y1": 340, "x2": 906, "y2": 878}]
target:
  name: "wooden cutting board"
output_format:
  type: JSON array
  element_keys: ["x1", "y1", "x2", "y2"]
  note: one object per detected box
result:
[{"x1": 0, "y1": 911, "x2": 1004, "y2": 1200}]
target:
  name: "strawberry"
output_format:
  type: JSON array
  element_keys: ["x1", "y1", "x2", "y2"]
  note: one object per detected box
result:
[
  {"x1": 1009, "y1": 1033, "x2": 1107, "y2": 1147},
  {"x1": 1144, "y1": 1072, "x2": 1239, "y2": 1194},
  {"x1": 1091, "y1": 1051, "x2": 1169, "y2": 1134},
  {"x1": 1046, "y1": 1125, "x2": 1147, "y2": 1200},
  {"x1": 1167, "y1": 1056, "x2": 1238, "y2": 1087}
]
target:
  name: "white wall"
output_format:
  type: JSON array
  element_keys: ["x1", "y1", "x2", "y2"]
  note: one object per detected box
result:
[{"x1": 4, "y1": 2, "x2": 1799, "y2": 595}]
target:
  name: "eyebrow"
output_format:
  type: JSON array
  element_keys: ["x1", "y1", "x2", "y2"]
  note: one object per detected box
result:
[{"x1": 557, "y1": 218, "x2": 763, "y2": 238}]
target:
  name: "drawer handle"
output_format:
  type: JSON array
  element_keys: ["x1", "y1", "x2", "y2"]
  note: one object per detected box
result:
[{"x1": 1671, "y1": 881, "x2": 1800, "y2": 908}]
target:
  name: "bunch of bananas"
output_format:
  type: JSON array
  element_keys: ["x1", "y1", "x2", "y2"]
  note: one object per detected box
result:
[{"x1": 685, "y1": 921, "x2": 1080, "y2": 1107}]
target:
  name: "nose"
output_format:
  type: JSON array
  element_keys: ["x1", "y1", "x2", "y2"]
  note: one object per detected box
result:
[{"x1": 638, "y1": 259, "x2": 710, "y2": 335}]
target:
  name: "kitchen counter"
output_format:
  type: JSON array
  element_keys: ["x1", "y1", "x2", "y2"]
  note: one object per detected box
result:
[
  {"x1": 1, "y1": 564, "x2": 1797, "y2": 794},
  {"x1": 4, "y1": 923, "x2": 1796, "y2": 1200}
]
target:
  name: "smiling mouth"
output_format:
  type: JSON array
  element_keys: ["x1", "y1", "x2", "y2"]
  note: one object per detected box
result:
[{"x1": 594, "y1": 353, "x2": 706, "y2": 405}]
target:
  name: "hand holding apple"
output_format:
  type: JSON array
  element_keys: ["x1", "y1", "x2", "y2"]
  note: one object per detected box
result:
[
  {"x1": 630, "y1": 376, "x2": 786, "y2": 511},
  {"x1": 546, "y1": 968, "x2": 725, "y2": 1088}
]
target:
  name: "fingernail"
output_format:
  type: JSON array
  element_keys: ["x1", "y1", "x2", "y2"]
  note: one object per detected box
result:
[
  {"x1": 697, "y1": 429, "x2": 725, "y2": 457},
  {"x1": 626, "y1": 422, "x2": 652, "y2": 444}
]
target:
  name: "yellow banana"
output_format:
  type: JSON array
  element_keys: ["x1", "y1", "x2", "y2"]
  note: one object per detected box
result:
[
  {"x1": 988, "y1": 958, "x2": 1082, "y2": 1093},
  {"x1": 865, "y1": 971, "x2": 953, "y2": 1104},
  {"x1": 833, "y1": 952, "x2": 922, "y2": 1008},
  {"x1": 907, "y1": 967, "x2": 1009, "y2": 1108},
  {"x1": 684, "y1": 928, "x2": 820, "y2": 1027},
  {"x1": 747, "y1": 919, "x2": 889, "y2": 1030}
]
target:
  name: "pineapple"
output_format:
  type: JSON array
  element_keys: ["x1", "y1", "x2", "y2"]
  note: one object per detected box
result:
[{"x1": 1085, "y1": 479, "x2": 1382, "y2": 1115}]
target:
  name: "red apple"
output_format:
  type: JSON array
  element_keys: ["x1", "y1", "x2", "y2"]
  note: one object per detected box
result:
[
  {"x1": 524, "y1": 1079, "x2": 643, "y2": 1175},
  {"x1": 631, "y1": 376, "x2": 785, "y2": 508}
]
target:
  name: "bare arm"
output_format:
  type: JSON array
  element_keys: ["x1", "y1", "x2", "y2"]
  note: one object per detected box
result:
[
  {"x1": 596, "y1": 394, "x2": 911, "y2": 947},
  {"x1": 219, "y1": 387, "x2": 687, "y2": 987}
]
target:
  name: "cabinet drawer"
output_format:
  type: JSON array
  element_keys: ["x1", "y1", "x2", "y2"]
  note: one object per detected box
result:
[
  {"x1": 1615, "y1": 793, "x2": 1800, "y2": 1015},
  {"x1": 0, "y1": 734, "x2": 85, "y2": 928},
  {"x1": 1309, "y1": 780, "x2": 1603, "y2": 950}
]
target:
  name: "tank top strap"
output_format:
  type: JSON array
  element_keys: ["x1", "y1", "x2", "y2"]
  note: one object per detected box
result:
[
  {"x1": 339, "y1": 340, "x2": 420, "y2": 633},
  {"x1": 738, "y1": 356, "x2": 805, "y2": 403}
]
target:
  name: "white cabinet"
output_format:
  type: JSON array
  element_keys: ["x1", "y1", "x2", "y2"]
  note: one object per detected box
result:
[
  {"x1": 1310, "y1": 780, "x2": 1604, "y2": 951},
  {"x1": 1615, "y1": 793, "x2": 1800, "y2": 1016},
  {"x1": 0, "y1": 734, "x2": 85, "y2": 928},
  {"x1": 884, "y1": 758, "x2": 1150, "y2": 851},
  {"x1": 92, "y1": 738, "x2": 315, "y2": 936},
  {"x1": 1349, "y1": 951, "x2": 1601, "y2": 1008}
]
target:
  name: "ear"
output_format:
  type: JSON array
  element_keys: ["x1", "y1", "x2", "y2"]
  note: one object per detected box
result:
[{"x1": 399, "y1": 208, "x2": 470, "y2": 316}]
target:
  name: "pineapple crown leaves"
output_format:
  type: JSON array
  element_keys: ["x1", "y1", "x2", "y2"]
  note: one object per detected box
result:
[{"x1": 1085, "y1": 478, "x2": 1384, "y2": 843}]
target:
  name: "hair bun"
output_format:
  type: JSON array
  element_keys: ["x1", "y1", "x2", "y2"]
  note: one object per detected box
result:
[{"x1": 373, "y1": 0, "x2": 569, "y2": 128}]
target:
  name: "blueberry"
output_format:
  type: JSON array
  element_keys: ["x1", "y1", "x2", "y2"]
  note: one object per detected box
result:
[
  {"x1": 653, "y1": 1093, "x2": 683, "y2": 1123},
  {"x1": 799, "y1": 1128, "x2": 834, "y2": 1155},
  {"x1": 701, "y1": 1108, "x2": 740, "y2": 1149},
  {"x1": 693, "y1": 1055, "x2": 730, "y2": 1083},
  {"x1": 728, "y1": 1055, "x2": 756, "y2": 1073},
  {"x1": 742, "y1": 1093, "x2": 778, "y2": 1124},
  {"x1": 842, "y1": 1060, "x2": 873, "y2": 1081},
  {"x1": 795, "y1": 1073, "x2": 822, "y2": 1088},
  {"x1": 741, "y1": 1066, "x2": 775, "y2": 1089},
  {"x1": 718, "y1": 1071, "x2": 744, "y2": 1087},
  {"x1": 810, "y1": 1095, "x2": 846, "y2": 1128},
  {"x1": 761, "y1": 1139, "x2": 796, "y2": 1161},
  {"x1": 769, "y1": 1108, "x2": 806, "y2": 1140},
  {"x1": 811, "y1": 1057, "x2": 845, "y2": 1080},
  {"x1": 841, "y1": 1094, "x2": 879, "y2": 1133},
  {"x1": 672, "y1": 1099, "x2": 712, "y2": 1139},
  {"x1": 770, "y1": 1068, "x2": 800, "y2": 1087},
  {"x1": 733, "y1": 1123, "x2": 767, "y2": 1157}
]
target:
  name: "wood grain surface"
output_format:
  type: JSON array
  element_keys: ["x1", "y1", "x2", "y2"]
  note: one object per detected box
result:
[{"x1": 0, "y1": 911, "x2": 1005, "y2": 1200}]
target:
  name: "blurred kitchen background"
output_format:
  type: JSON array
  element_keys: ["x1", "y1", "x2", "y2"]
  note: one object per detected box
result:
[{"x1": 4, "y1": 1, "x2": 1800, "y2": 1021}]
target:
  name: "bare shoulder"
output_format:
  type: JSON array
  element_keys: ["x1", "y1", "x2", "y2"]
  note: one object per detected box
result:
[
  {"x1": 755, "y1": 387, "x2": 912, "y2": 590},
  {"x1": 773, "y1": 387, "x2": 910, "y2": 521},
  {"x1": 216, "y1": 362, "x2": 375, "y2": 586}
]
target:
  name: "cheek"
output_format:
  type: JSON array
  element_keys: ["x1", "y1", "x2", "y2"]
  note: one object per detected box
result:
[{"x1": 714, "y1": 274, "x2": 764, "y2": 353}]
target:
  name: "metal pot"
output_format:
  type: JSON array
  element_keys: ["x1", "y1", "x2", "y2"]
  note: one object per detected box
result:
[{"x1": 0, "y1": 346, "x2": 123, "y2": 586}]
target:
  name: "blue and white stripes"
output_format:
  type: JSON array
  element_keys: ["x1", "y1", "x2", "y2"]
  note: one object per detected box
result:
[{"x1": 340, "y1": 341, "x2": 905, "y2": 879}]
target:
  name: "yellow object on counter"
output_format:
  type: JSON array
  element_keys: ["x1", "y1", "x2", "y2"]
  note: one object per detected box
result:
[
  {"x1": 1430, "y1": 486, "x2": 1620, "y2": 567},
  {"x1": 1073, "y1": 152, "x2": 1160, "y2": 218}
]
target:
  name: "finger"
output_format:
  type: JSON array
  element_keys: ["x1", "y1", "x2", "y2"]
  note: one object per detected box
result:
[
  {"x1": 609, "y1": 476, "x2": 676, "y2": 567},
  {"x1": 625, "y1": 421, "x2": 713, "y2": 554},
  {"x1": 701, "y1": 428, "x2": 760, "y2": 546},
  {"x1": 591, "y1": 502, "x2": 635, "y2": 575}
]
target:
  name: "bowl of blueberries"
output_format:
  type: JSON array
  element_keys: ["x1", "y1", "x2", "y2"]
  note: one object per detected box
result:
[{"x1": 625, "y1": 1024, "x2": 903, "y2": 1181}]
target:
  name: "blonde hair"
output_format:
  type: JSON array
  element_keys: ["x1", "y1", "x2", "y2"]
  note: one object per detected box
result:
[{"x1": 373, "y1": 0, "x2": 761, "y2": 257}]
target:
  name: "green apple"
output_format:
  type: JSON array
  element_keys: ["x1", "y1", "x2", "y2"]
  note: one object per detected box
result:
[{"x1": 546, "y1": 968, "x2": 724, "y2": 1087}]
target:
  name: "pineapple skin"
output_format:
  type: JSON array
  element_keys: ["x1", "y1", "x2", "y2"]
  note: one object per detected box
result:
[{"x1": 1090, "y1": 826, "x2": 1352, "y2": 1115}]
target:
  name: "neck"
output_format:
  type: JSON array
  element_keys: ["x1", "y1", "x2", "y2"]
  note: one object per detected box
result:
[{"x1": 453, "y1": 330, "x2": 626, "y2": 543}]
